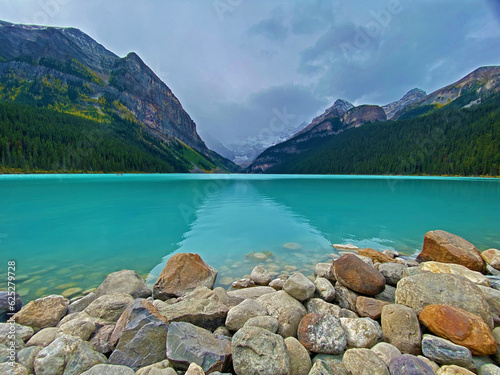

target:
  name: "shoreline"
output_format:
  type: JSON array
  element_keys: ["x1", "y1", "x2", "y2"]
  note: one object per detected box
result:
[{"x1": 1, "y1": 230, "x2": 499, "y2": 374}]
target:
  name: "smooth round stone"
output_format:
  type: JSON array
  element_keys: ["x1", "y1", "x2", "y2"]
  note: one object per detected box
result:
[
  {"x1": 371, "y1": 342, "x2": 402, "y2": 367},
  {"x1": 421, "y1": 334, "x2": 472, "y2": 367}
]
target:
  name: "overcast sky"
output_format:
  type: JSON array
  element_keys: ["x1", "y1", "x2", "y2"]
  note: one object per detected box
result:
[{"x1": 1, "y1": 0, "x2": 500, "y2": 146}]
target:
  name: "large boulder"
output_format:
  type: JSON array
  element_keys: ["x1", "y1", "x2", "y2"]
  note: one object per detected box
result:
[
  {"x1": 154, "y1": 287, "x2": 229, "y2": 331},
  {"x1": 381, "y1": 304, "x2": 421, "y2": 355},
  {"x1": 95, "y1": 270, "x2": 151, "y2": 299},
  {"x1": 0, "y1": 291, "x2": 22, "y2": 322},
  {"x1": 419, "y1": 304, "x2": 497, "y2": 356},
  {"x1": 417, "y1": 230, "x2": 485, "y2": 272},
  {"x1": 482, "y1": 249, "x2": 500, "y2": 271},
  {"x1": 297, "y1": 314, "x2": 347, "y2": 354},
  {"x1": 79, "y1": 293, "x2": 134, "y2": 327},
  {"x1": 395, "y1": 273, "x2": 493, "y2": 329},
  {"x1": 257, "y1": 291, "x2": 307, "y2": 338},
  {"x1": 108, "y1": 299, "x2": 169, "y2": 371},
  {"x1": 57, "y1": 319, "x2": 95, "y2": 341},
  {"x1": 388, "y1": 354, "x2": 435, "y2": 375},
  {"x1": 153, "y1": 253, "x2": 217, "y2": 300},
  {"x1": 232, "y1": 326, "x2": 290, "y2": 375},
  {"x1": 420, "y1": 261, "x2": 490, "y2": 286},
  {"x1": 283, "y1": 272, "x2": 315, "y2": 302},
  {"x1": 284, "y1": 337, "x2": 311, "y2": 375},
  {"x1": 33, "y1": 334, "x2": 107, "y2": 375},
  {"x1": 421, "y1": 334, "x2": 472, "y2": 367},
  {"x1": 166, "y1": 322, "x2": 231, "y2": 373},
  {"x1": 340, "y1": 317, "x2": 382, "y2": 348},
  {"x1": 342, "y1": 348, "x2": 389, "y2": 375},
  {"x1": 333, "y1": 254, "x2": 386, "y2": 296},
  {"x1": 0, "y1": 323, "x2": 33, "y2": 349},
  {"x1": 225, "y1": 299, "x2": 268, "y2": 332},
  {"x1": 10, "y1": 295, "x2": 68, "y2": 332}
]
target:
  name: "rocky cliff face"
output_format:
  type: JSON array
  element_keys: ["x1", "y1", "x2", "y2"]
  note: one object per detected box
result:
[
  {"x1": 342, "y1": 105, "x2": 387, "y2": 128},
  {"x1": 383, "y1": 88, "x2": 427, "y2": 120},
  {"x1": 0, "y1": 21, "x2": 213, "y2": 158}
]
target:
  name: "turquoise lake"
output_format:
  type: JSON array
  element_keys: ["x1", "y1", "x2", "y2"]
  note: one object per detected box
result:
[{"x1": 1, "y1": 174, "x2": 499, "y2": 303}]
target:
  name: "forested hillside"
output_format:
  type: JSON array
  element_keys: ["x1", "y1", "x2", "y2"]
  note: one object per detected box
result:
[
  {"x1": 0, "y1": 102, "x2": 221, "y2": 173},
  {"x1": 265, "y1": 95, "x2": 500, "y2": 176}
]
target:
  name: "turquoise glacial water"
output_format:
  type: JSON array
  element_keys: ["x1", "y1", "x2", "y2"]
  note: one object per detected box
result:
[{"x1": 0, "y1": 174, "x2": 499, "y2": 303}]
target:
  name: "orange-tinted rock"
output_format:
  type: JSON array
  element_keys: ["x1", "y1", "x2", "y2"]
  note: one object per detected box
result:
[
  {"x1": 481, "y1": 249, "x2": 500, "y2": 271},
  {"x1": 358, "y1": 248, "x2": 401, "y2": 264},
  {"x1": 333, "y1": 254, "x2": 386, "y2": 296},
  {"x1": 356, "y1": 296, "x2": 390, "y2": 319},
  {"x1": 419, "y1": 304, "x2": 497, "y2": 356},
  {"x1": 153, "y1": 253, "x2": 217, "y2": 300},
  {"x1": 417, "y1": 230, "x2": 485, "y2": 272}
]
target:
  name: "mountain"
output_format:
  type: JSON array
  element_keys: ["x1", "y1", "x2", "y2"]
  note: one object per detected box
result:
[
  {"x1": 0, "y1": 20, "x2": 238, "y2": 173},
  {"x1": 382, "y1": 88, "x2": 427, "y2": 119},
  {"x1": 247, "y1": 101, "x2": 386, "y2": 173},
  {"x1": 247, "y1": 66, "x2": 500, "y2": 176},
  {"x1": 393, "y1": 66, "x2": 500, "y2": 120}
]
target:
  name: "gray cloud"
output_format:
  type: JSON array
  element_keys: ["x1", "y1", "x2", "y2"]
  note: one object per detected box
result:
[{"x1": 249, "y1": 7, "x2": 289, "y2": 42}]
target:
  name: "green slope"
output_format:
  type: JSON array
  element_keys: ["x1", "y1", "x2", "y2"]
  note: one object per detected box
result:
[
  {"x1": 266, "y1": 95, "x2": 500, "y2": 176},
  {"x1": 0, "y1": 102, "x2": 222, "y2": 173}
]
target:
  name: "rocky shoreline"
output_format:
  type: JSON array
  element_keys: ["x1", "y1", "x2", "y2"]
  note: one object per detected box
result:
[{"x1": 1, "y1": 230, "x2": 500, "y2": 375}]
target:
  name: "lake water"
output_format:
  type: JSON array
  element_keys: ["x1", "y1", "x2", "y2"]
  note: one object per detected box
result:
[{"x1": 1, "y1": 174, "x2": 499, "y2": 303}]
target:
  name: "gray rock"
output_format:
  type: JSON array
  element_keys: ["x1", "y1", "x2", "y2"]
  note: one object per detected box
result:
[
  {"x1": 89, "y1": 325, "x2": 114, "y2": 355},
  {"x1": 297, "y1": 314, "x2": 346, "y2": 354},
  {"x1": 257, "y1": 290, "x2": 307, "y2": 338},
  {"x1": 232, "y1": 326, "x2": 290, "y2": 375},
  {"x1": 378, "y1": 263, "x2": 405, "y2": 286},
  {"x1": 108, "y1": 299, "x2": 169, "y2": 371},
  {"x1": 33, "y1": 334, "x2": 107, "y2": 375},
  {"x1": 16, "y1": 345, "x2": 42, "y2": 374},
  {"x1": 0, "y1": 363, "x2": 29, "y2": 375},
  {"x1": 374, "y1": 285, "x2": 396, "y2": 303},
  {"x1": 381, "y1": 304, "x2": 421, "y2": 355},
  {"x1": 250, "y1": 266, "x2": 271, "y2": 286},
  {"x1": 343, "y1": 348, "x2": 390, "y2": 375},
  {"x1": 225, "y1": 299, "x2": 268, "y2": 331},
  {"x1": 339, "y1": 309, "x2": 358, "y2": 318},
  {"x1": 417, "y1": 356, "x2": 440, "y2": 373},
  {"x1": 80, "y1": 293, "x2": 134, "y2": 326},
  {"x1": 340, "y1": 317, "x2": 382, "y2": 348},
  {"x1": 95, "y1": 270, "x2": 152, "y2": 299},
  {"x1": 81, "y1": 364, "x2": 136, "y2": 374},
  {"x1": 314, "y1": 278, "x2": 336, "y2": 302},
  {"x1": 305, "y1": 298, "x2": 341, "y2": 316},
  {"x1": 478, "y1": 286, "x2": 500, "y2": 325},
  {"x1": 231, "y1": 278, "x2": 256, "y2": 289},
  {"x1": 314, "y1": 263, "x2": 336, "y2": 281},
  {"x1": 10, "y1": 295, "x2": 68, "y2": 332},
  {"x1": 0, "y1": 291, "x2": 22, "y2": 322},
  {"x1": 57, "y1": 319, "x2": 95, "y2": 341},
  {"x1": 308, "y1": 359, "x2": 334, "y2": 375},
  {"x1": 283, "y1": 272, "x2": 316, "y2": 302},
  {"x1": 395, "y1": 273, "x2": 493, "y2": 329},
  {"x1": 371, "y1": 342, "x2": 402, "y2": 367},
  {"x1": 421, "y1": 334, "x2": 472, "y2": 367},
  {"x1": 154, "y1": 287, "x2": 229, "y2": 331},
  {"x1": 26, "y1": 327, "x2": 58, "y2": 347},
  {"x1": 0, "y1": 323, "x2": 33, "y2": 350},
  {"x1": 68, "y1": 293, "x2": 97, "y2": 314},
  {"x1": 227, "y1": 286, "x2": 275, "y2": 300},
  {"x1": 269, "y1": 277, "x2": 287, "y2": 290},
  {"x1": 334, "y1": 283, "x2": 358, "y2": 312},
  {"x1": 0, "y1": 343, "x2": 9, "y2": 363},
  {"x1": 479, "y1": 364, "x2": 500, "y2": 375},
  {"x1": 166, "y1": 321, "x2": 231, "y2": 373},
  {"x1": 388, "y1": 354, "x2": 435, "y2": 375},
  {"x1": 244, "y1": 316, "x2": 279, "y2": 333},
  {"x1": 284, "y1": 337, "x2": 311, "y2": 375},
  {"x1": 384, "y1": 249, "x2": 400, "y2": 258},
  {"x1": 135, "y1": 360, "x2": 175, "y2": 375}
]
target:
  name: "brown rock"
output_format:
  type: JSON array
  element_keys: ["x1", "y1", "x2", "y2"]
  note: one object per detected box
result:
[
  {"x1": 153, "y1": 253, "x2": 217, "y2": 300},
  {"x1": 419, "y1": 304, "x2": 497, "y2": 356},
  {"x1": 381, "y1": 304, "x2": 422, "y2": 354},
  {"x1": 333, "y1": 254, "x2": 386, "y2": 296},
  {"x1": 482, "y1": 249, "x2": 500, "y2": 271},
  {"x1": 417, "y1": 230, "x2": 485, "y2": 272},
  {"x1": 356, "y1": 296, "x2": 390, "y2": 320},
  {"x1": 358, "y1": 248, "x2": 401, "y2": 264},
  {"x1": 10, "y1": 295, "x2": 68, "y2": 332}
]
